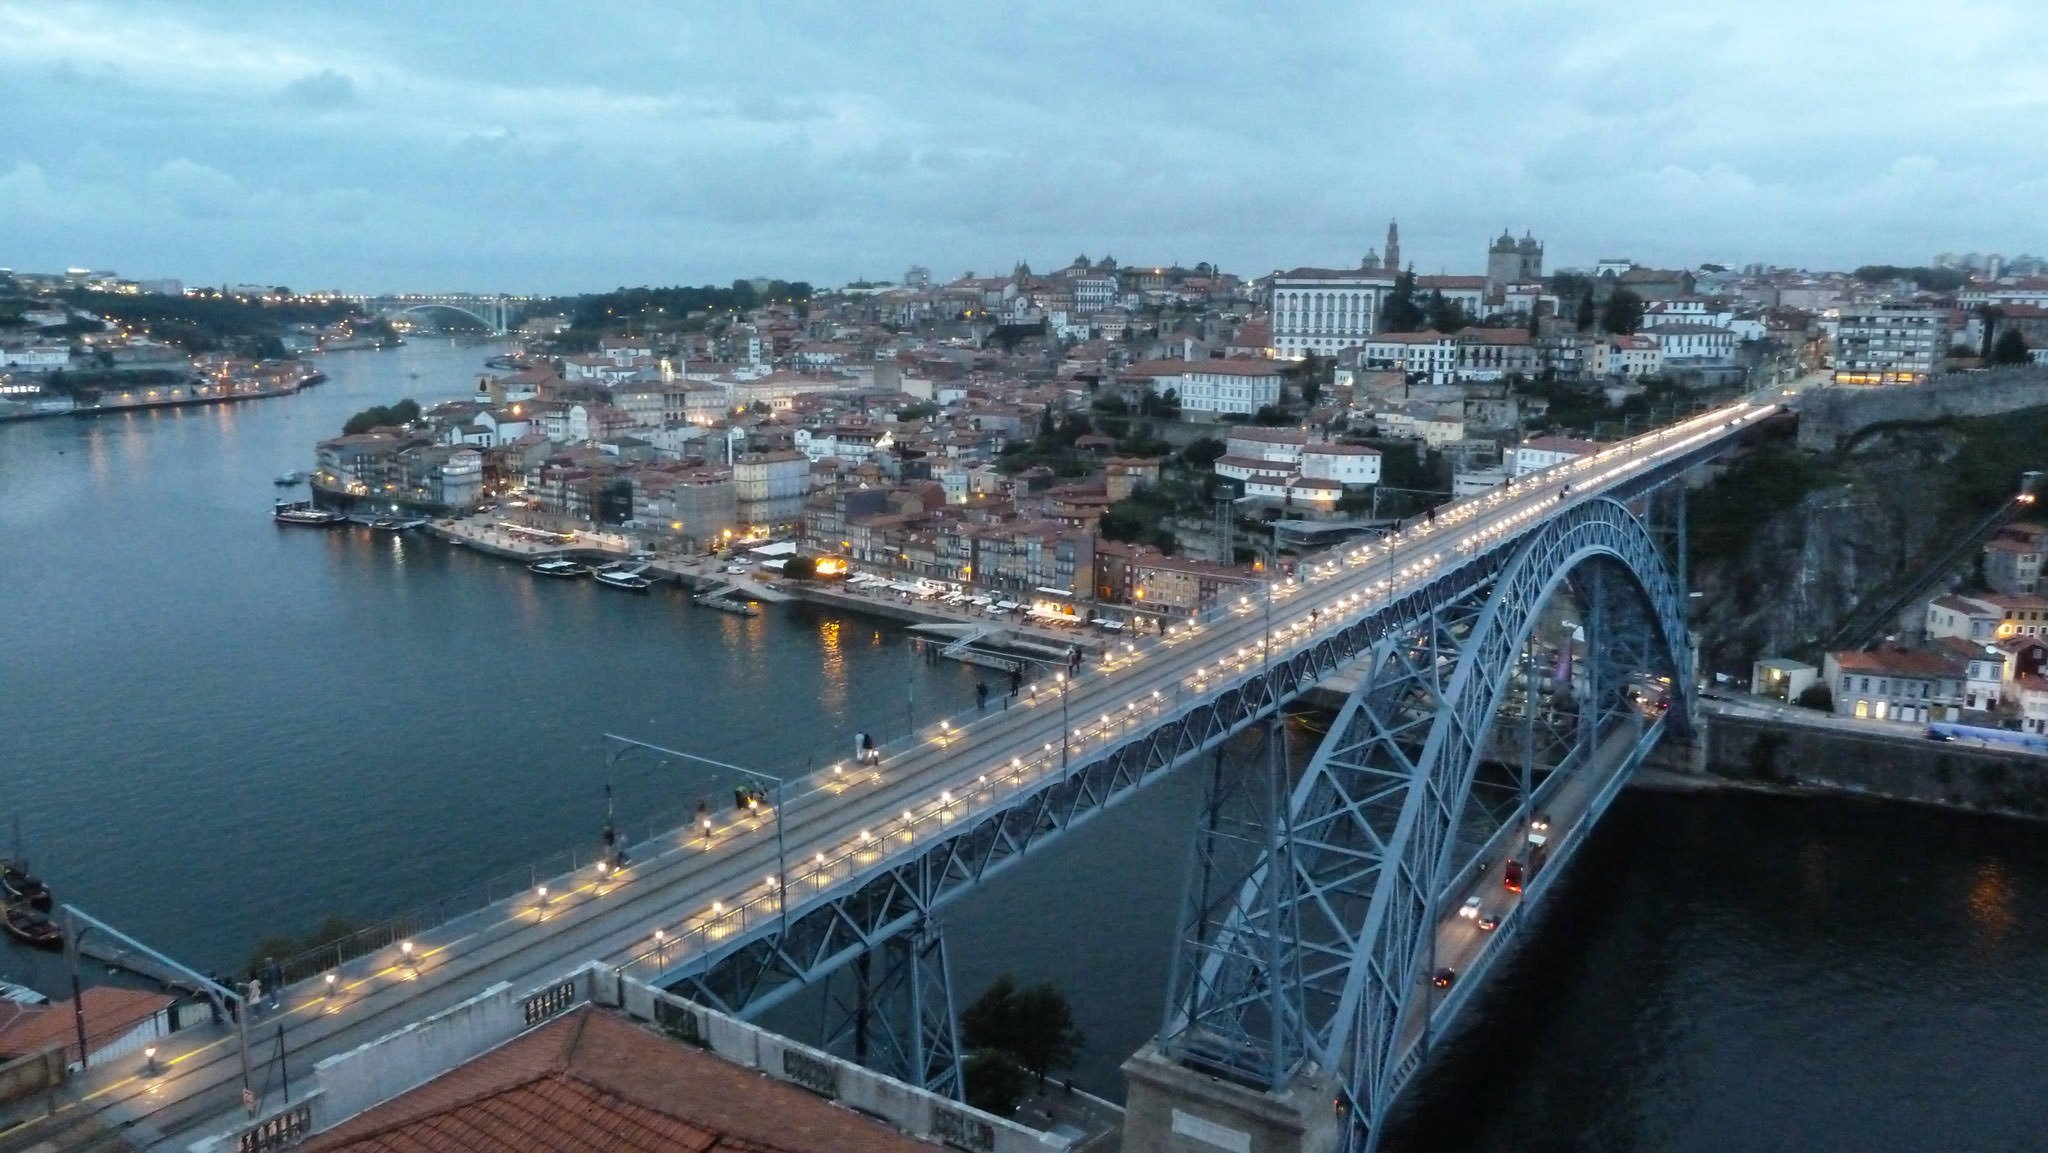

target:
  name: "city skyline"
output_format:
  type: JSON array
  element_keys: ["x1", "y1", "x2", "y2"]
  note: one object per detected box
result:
[{"x1": 4, "y1": 0, "x2": 2048, "y2": 293}]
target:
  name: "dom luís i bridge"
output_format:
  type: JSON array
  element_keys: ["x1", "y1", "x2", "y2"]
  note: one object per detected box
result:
[{"x1": 11, "y1": 398, "x2": 1789, "y2": 1153}]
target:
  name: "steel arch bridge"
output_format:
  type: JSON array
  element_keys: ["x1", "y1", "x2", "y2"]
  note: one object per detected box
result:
[
  {"x1": 1160, "y1": 496, "x2": 1693, "y2": 1151},
  {"x1": 382, "y1": 301, "x2": 511, "y2": 333}
]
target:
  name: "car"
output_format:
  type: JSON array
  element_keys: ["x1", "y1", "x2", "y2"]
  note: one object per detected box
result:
[
  {"x1": 724, "y1": 564, "x2": 749, "y2": 574},
  {"x1": 1924, "y1": 728, "x2": 1955, "y2": 742},
  {"x1": 1476, "y1": 913, "x2": 1500, "y2": 932},
  {"x1": 1458, "y1": 895, "x2": 1481, "y2": 920},
  {"x1": 1431, "y1": 967, "x2": 1457, "y2": 989},
  {"x1": 1530, "y1": 813, "x2": 1550, "y2": 833},
  {"x1": 1503, "y1": 859, "x2": 1524, "y2": 892}
]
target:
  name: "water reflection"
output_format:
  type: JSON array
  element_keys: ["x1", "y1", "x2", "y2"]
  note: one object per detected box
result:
[{"x1": 1966, "y1": 857, "x2": 2014, "y2": 948}]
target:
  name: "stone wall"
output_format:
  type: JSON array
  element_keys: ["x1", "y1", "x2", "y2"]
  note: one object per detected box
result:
[
  {"x1": 1796, "y1": 368, "x2": 2048, "y2": 450},
  {"x1": 1704, "y1": 713, "x2": 2048, "y2": 820}
]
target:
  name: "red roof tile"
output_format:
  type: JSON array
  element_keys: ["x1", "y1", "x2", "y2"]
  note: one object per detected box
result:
[{"x1": 302, "y1": 1009, "x2": 940, "y2": 1153}]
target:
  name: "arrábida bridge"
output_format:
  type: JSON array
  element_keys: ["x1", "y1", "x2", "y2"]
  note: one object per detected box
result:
[{"x1": 9, "y1": 400, "x2": 1785, "y2": 1153}]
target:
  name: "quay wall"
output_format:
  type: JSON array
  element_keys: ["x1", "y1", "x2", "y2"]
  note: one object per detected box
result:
[
  {"x1": 1796, "y1": 367, "x2": 2048, "y2": 450},
  {"x1": 1666, "y1": 712, "x2": 2048, "y2": 821}
]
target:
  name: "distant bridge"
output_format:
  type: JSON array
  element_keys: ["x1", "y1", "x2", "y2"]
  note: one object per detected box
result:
[{"x1": 361, "y1": 293, "x2": 533, "y2": 334}]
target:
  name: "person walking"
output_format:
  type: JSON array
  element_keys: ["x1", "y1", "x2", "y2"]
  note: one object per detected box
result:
[
  {"x1": 264, "y1": 957, "x2": 284, "y2": 1009},
  {"x1": 862, "y1": 732, "x2": 877, "y2": 764},
  {"x1": 975, "y1": 681, "x2": 988, "y2": 711},
  {"x1": 854, "y1": 731, "x2": 868, "y2": 764}
]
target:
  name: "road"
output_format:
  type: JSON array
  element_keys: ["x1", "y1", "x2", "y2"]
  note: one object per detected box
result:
[{"x1": 4, "y1": 398, "x2": 1786, "y2": 1151}]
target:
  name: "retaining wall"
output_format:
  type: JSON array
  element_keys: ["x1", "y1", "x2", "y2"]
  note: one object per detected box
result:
[{"x1": 1796, "y1": 368, "x2": 2048, "y2": 450}]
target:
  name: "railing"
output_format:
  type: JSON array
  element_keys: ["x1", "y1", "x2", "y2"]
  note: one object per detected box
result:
[{"x1": 264, "y1": 408, "x2": 1760, "y2": 996}]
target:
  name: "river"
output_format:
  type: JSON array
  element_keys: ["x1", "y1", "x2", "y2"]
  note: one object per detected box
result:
[{"x1": 1, "y1": 340, "x2": 2041, "y2": 1151}]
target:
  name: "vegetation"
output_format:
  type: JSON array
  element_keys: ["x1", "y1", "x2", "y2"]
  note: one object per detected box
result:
[
  {"x1": 341, "y1": 398, "x2": 422, "y2": 435},
  {"x1": 1795, "y1": 684, "x2": 1834, "y2": 711},
  {"x1": 58, "y1": 288, "x2": 360, "y2": 354},
  {"x1": 1600, "y1": 288, "x2": 1645, "y2": 335},
  {"x1": 1380, "y1": 269, "x2": 1425, "y2": 333},
  {"x1": 995, "y1": 406, "x2": 1094, "y2": 477},
  {"x1": 1689, "y1": 439, "x2": 1835, "y2": 564},
  {"x1": 1990, "y1": 328, "x2": 2032, "y2": 366},
  {"x1": 961, "y1": 974, "x2": 1085, "y2": 1110},
  {"x1": 895, "y1": 401, "x2": 940, "y2": 421},
  {"x1": 1852, "y1": 265, "x2": 1970, "y2": 293}
]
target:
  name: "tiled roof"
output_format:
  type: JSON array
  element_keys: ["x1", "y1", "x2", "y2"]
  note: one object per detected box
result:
[
  {"x1": 0, "y1": 987, "x2": 173, "y2": 1062},
  {"x1": 1829, "y1": 648, "x2": 1964, "y2": 677},
  {"x1": 302, "y1": 1008, "x2": 939, "y2": 1153}
]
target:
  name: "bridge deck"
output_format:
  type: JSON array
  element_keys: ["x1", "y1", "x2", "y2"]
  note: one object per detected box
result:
[{"x1": 3, "y1": 401, "x2": 1783, "y2": 1151}]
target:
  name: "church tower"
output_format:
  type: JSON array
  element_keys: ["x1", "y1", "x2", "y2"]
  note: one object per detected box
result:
[{"x1": 1384, "y1": 220, "x2": 1401, "y2": 274}]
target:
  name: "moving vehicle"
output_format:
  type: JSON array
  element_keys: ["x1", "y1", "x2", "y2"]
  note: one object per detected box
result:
[
  {"x1": 1476, "y1": 912, "x2": 1501, "y2": 932},
  {"x1": 1431, "y1": 967, "x2": 1457, "y2": 989},
  {"x1": 1458, "y1": 896, "x2": 1482, "y2": 920},
  {"x1": 1503, "y1": 859, "x2": 1524, "y2": 892}
]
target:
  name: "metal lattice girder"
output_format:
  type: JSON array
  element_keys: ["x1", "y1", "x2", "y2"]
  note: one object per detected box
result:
[
  {"x1": 818, "y1": 917, "x2": 963, "y2": 1098},
  {"x1": 1161, "y1": 498, "x2": 1693, "y2": 1147}
]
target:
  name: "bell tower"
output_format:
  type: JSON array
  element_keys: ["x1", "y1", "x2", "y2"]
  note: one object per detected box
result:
[{"x1": 1384, "y1": 220, "x2": 1401, "y2": 274}]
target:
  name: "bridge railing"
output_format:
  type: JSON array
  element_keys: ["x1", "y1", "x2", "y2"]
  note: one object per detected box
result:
[{"x1": 269, "y1": 411, "x2": 1756, "y2": 991}]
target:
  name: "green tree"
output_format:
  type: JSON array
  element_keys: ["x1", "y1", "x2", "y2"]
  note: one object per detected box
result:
[
  {"x1": 964, "y1": 1050, "x2": 1031, "y2": 1117},
  {"x1": 1423, "y1": 290, "x2": 1470, "y2": 334},
  {"x1": 341, "y1": 398, "x2": 422, "y2": 435},
  {"x1": 1601, "y1": 288, "x2": 1645, "y2": 335},
  {"x1": 1183, "y1": 437, "x2": 1227, "y2": 468},
  {"x1": 1575, "y1": 287, "x2": 1597, "y2": 332},
  {"x1": 1794, "y1": 684, "x2": 1834, "y2": 712},
  {"x1": 1380, "y1": 269, "x2": 1424, "y2": 332},
  {"x1": 1990, "y1": 327, "x2": 2032, "y2": 366}
]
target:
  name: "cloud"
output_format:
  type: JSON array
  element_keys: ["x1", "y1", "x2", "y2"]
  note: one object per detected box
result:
[
  {"x1": 280, "y1": 68, "x2": 355, "y2": 109},
  {"x1": 148, "y1": 158, "x2": 245, "y2": 218}
]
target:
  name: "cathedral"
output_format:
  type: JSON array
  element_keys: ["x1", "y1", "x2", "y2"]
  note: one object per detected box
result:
[{"x1": 1486, "y1": 229, "x2": 1544, "y2": 292}]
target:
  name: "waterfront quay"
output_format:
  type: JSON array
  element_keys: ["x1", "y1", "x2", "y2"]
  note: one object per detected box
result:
[{"x1": 426, "y1": 511, "x2": 1120, "y2": 652}]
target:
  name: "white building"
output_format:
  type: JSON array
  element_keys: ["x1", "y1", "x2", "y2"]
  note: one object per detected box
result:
[
  {"x1": 1127, "y1": 358, "x2": 1284, "y2": 415},
  {"x1": 0, "y1": 346, "x2": 70, "y2": 370},
  {"x1": 1609, "y1": 335, "x2": 1664, "y2": 377},
  {"x1": 1509, "y1": 435, "x2": 1598, "y2": 477},
  {"x1": 1269, "y1": 265, "x2": 1397, "y2": 359},
  {"x1": 1643, "y1": 323, "x2": 1737, "y2": 366},
  {"x1": 1300, "y1": 443, "x2": 1381, "y2": 486},
  {"x1": 1362, "y1": 331, "x2": 1460, "y2": 384},
  {"x1": 1832, "y1": 307, "x2": 1950, "y2": 386}
]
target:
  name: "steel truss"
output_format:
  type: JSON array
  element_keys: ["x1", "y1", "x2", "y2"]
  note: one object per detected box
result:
[
  {"x1": 1160, "y1": 498, "x2": 1694, "y2": 1151},
  {"x1": 654, "y1": 447, "x2": 1714, "y2": 1098},
  {"x1": 817, "y1": 916, "x2": 963, "y2": 1098}
]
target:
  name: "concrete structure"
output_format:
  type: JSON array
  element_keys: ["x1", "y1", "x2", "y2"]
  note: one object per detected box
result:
[
  {"x1": 1831, "y1": 307, "x2": 1950, "y2": 386},
  {"x1": 1269, "y1": 265, "x2": 1397, "y2": 360},
  {"x1": 1750, "y1": 657, "x2": 1818, "y2": 702},
  {"x1": 1122, "y1": 1042, "x2": 1342, "y2": 1153}
]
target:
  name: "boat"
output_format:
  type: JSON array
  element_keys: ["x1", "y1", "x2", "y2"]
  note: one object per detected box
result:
[
  {"x1": 371, "y1": 517, "x2": 427, "y2": 533},
  {"x1": 2, "y1": 906, "x2": 61, "y2": 951},
  {"x1": 693, "y1": 592, "x2": 761, "y2": 617},
  {"x1": 273, "y1": 471, "x2": 306, "y2": 486},
  {"x1": 0, "y1": 979, "x2": 47, "y2": 1005},
  {"x1": 594, "y1": 568, "x2": 653, "y2": 593},
  {"x1": 0, "y1": 863, "x2": 50, "y2": 912},
  {"x1": 274, "y1": 500, "x2": 345, "y2": 527},
  {"x1": 528, "y1": 558, "x2": 589, "y2": 579}
]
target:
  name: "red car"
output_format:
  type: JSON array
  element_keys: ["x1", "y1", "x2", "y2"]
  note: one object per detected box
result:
[{"x1": 1503, "y1": 859, "x2": 1524, "y2": 893}]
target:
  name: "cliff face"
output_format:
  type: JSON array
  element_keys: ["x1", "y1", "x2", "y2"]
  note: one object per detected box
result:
[{"x1": 1688, "y1": 408, "x2": 2048, "y2": 675}]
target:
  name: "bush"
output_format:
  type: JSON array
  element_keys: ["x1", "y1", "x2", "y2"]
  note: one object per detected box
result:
[{"x1": 1794, "y1": 684, "x2": 1833, "y2": 711}]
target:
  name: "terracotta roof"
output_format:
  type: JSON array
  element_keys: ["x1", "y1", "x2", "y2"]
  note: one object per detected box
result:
[
  {"x1": 0, "y1": 987, "x2": 174, "y2": 1063},
  {"x1": 303, "y1": 1008, "x2": 939, "y2": 1153},
  {"x1": 1829, "y1": 649, "x2": 1964, "y2": 677}
]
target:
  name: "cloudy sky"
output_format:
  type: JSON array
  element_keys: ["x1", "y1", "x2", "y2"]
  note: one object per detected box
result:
[{"x1": 4, "y1": 1, "x2": 2045, "y2": 294}]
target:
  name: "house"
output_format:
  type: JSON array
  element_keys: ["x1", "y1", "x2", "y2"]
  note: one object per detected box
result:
[
  {"x1": 1608, "y1": 334, "x2": 1663, "y2": 377},
  {"x1": 1930, "y1": 636, "x2": 2008, "y2": 712},
  {"x1": 1983, "y1": 523, "x2": 2044, "y2": 595},
  {"x1": 1924, "y1": 593, "x2": 2005, "y2": 643},
  {"x1": 1751, "y1": 658, "x2": 1818, "y2": 702},
  {"x1": 1123, "y1": 358, "x2": 1284, "y2": 416},
  {"x1": 2019, "y1": 674, "x2": 2048, "y2": 734},
  {"x1": 1509, "y1": 435, "x2": 1598, "y2": 477},
  {"x1": 1822, "y1": 648, "x2": 1967, "y2": 723},
  {"x1": 0, "y1": 986, "x2": 178, "y2": 1070}
]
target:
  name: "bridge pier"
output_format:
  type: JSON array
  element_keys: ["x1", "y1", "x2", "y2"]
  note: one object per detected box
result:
[
  {"x1": 1122, "y1": 1041, "x2": 1343, "y2": 1153},
  {"x1": 818, "y1": 916, "x2": 963, "y2": 1100}
]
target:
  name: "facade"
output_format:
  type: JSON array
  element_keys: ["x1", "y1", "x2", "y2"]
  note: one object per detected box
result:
[
  {"x1": 1832, "y1": 307, "x2": 1950, "y2": 385},
  {"x1": 1362, "y1": 331, "x2": 1460, "y2": 383},
  {"x1": 1269, "y1": 265, "x2": 1397, "y2": 359},
  {"x1": 1129, "y1": 358, "x2": 1284, "y2": 415},
  {"x1": 1485, "y1": 230, "x2": 1544, "y2": 293},
  {"x1": 733, "y1": 450, "x2": 811, "y2": 528},
  {"x1": 1300, "y1": 443, "x2": 1382, "y2": 486},
  {"x1": 1643, "y1": 323, "x2": 1737, "y2": 366},
  {"x1": 1823, "y1": 649, "x2": 1966, "y2": 723},
  {"x1": 1508, "y1": 435, "x2": 1598, "y2": 477},
  {"x1": 1983, "y1": 524, "x2": 2044, "y2": 595},
  {"x1": 1609, "y1": 334, "x2": 1663, "y2": 377}
]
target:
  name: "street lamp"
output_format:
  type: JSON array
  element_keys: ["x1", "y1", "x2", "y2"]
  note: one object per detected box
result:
[{"x1": 604, "y1": 734, "x2": 791, "y2": 937}]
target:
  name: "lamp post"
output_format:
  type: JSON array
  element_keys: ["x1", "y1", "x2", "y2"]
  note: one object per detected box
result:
[{"x1": 604, "y1": 733, "x2": 790, "y2": 937}]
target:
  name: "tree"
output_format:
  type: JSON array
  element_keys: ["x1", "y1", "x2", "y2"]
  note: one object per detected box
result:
[
  {"x1": 781, "y1": 556, "x2": 818, "y2": 580},
  {"x1": 1601, "y1": 288, "x2": 1645, "y2": 335},
  {"x1": 1976, "y1": 304, "x2": 2005, "y2": 361},
  {"x1": 1423, "y1": 290, "x2": 1470, "y2": 334},
  {"x1": 1794, "y1": 683, "x2": 1833, "y2": 712},
  {"x1": 964, "y1": 1050, "x2": 1030, "y2": 1116},
  {"x1": 1991, "y1": 327, "x2": 2032, "y2": 366},
  {"x1": 1575, "y1": 286, "x2": 1597, "y2": 332},
  {"x1": 341, "y1": 398, "x2": 421, "y2": 435},
  {"x1": 1380, "y1": 269, "x2": 1424, "y2": 332},
  {"x1": 961, "y1": 974, "x2": 1085, "y2": 1091},
  {"x1": 1183, "y1": 437, "x2": 1227, "y2": 468}
]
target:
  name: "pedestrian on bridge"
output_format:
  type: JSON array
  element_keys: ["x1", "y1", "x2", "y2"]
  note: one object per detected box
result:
[
  {"x1": 264, "y1": 957, "x2": 284, "y2": 1008},
  {"x1": 975, "y1": 681, "x2": 989, "y2": 711},
  {"x1": 1009, "y1": 665, "x2": 1023, "y2": 698}
]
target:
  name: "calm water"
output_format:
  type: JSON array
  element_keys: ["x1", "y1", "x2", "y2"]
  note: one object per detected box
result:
[{"x1": 2, "y1": 343, "x2": 2041, "y2": 1151}]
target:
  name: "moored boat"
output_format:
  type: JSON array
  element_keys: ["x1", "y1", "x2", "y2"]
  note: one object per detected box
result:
[
  {"x1": 528, "y1": 558, "x2": 589, "y2": 579},
  {"x1": 0, "y1": 862, "x2": 50, "y2": 911},
  {"x1": 0, "y1": 979, "x2": 47, "y2": 1005},
  {"x1": 594, "y1": 569, "x2": 653, "y2": 593},
  {"x1": 274, "y1": 471, "x2": 306, "y2": 486},
  {"x1": 274, "y1": 500, "x2": 345, "y2": 527},
  {"x1": 693, "y1": 592, "x2": 761, "y2": 617},
  {"x1": 2, "y1": 906, "x2": 61, "y2": 951}
]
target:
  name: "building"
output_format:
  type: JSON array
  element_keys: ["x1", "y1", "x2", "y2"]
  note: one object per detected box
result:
[
  {"x1": 1096, "y1": 539, "x2": 1251, "y2": 619},
  {"x1": 1300, "y1": 443, "x2": 1381, "y2": 486},
  {"x1": 1508, "y1": 435, "x2": 1598, "y2": 477},
  {"x1": 733, "y1": 450, "x2": 811, "y2": 529},
  {"x1": 1361, "y1": 331, "x2": 1460, "y2": 383},
  {"x1": 1126, "y1": 358, "x2": 1284, "y2": 416},
  {"x1": 1608, "y1": 334, "x2": 1663, "y2": 378},
  {"x1": 1643, "y1": 323, "x2": 1738, "y2": 367},
  {"x1": 1485, "y1": 230, "x2": 1543, "y2": 294},
  {"x1": 1822, "y1": 648, "x2": 1966, "y2": 723},
  {"x1": 1268, "y1": 264, "x2": 1398, "y2": 359},
  {"x1": 1832, "y1": 307, "x2": 1950, "y2": 385},
  {"x1": 1983, "y1": 523, "x2": 2044, "y2": 595}
]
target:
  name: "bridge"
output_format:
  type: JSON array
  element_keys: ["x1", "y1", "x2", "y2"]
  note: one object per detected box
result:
[
  {"x1": 0, "y1": 399, "x2": 1786, "y2": 1153},
  {"x1": 361, "y1": 293, "x2": 529, "y2": 334}
]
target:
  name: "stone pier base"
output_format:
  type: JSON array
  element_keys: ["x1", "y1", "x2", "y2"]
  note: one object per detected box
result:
[{"x1": 1120, "y1": 1042, "x2": 1343, "y2": 1153}]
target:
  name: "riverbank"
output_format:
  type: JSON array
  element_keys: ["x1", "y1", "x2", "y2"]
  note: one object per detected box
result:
[{"x1": 0, "y1": 375, "x2": 325, "y2": 423}]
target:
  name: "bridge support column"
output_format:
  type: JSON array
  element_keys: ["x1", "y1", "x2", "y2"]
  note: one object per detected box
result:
[
  {"x1": 1122, "y1": 1041, "x2": 1343, "y2": 1153},
  {"x1": 819, "y1": 916, "x2": 963, "y2": 1100}
]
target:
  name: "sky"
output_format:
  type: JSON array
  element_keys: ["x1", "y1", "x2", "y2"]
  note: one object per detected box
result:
[{"x1": 4, "y1": 0, "x2": 2047, "y2": 295}]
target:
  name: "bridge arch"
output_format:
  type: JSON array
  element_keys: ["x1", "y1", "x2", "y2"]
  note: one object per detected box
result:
[
  {"x1": 385, "y1": 302, "x2": 502, "y2": 331},
  {"x1": 1164, "y1": 496, "x2": 1693, "y2": 1149}
]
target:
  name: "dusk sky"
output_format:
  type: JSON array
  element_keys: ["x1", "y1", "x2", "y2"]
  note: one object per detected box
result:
[{"x1": 4, "y1": 1, "x2": 2046, "y2": 294}]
